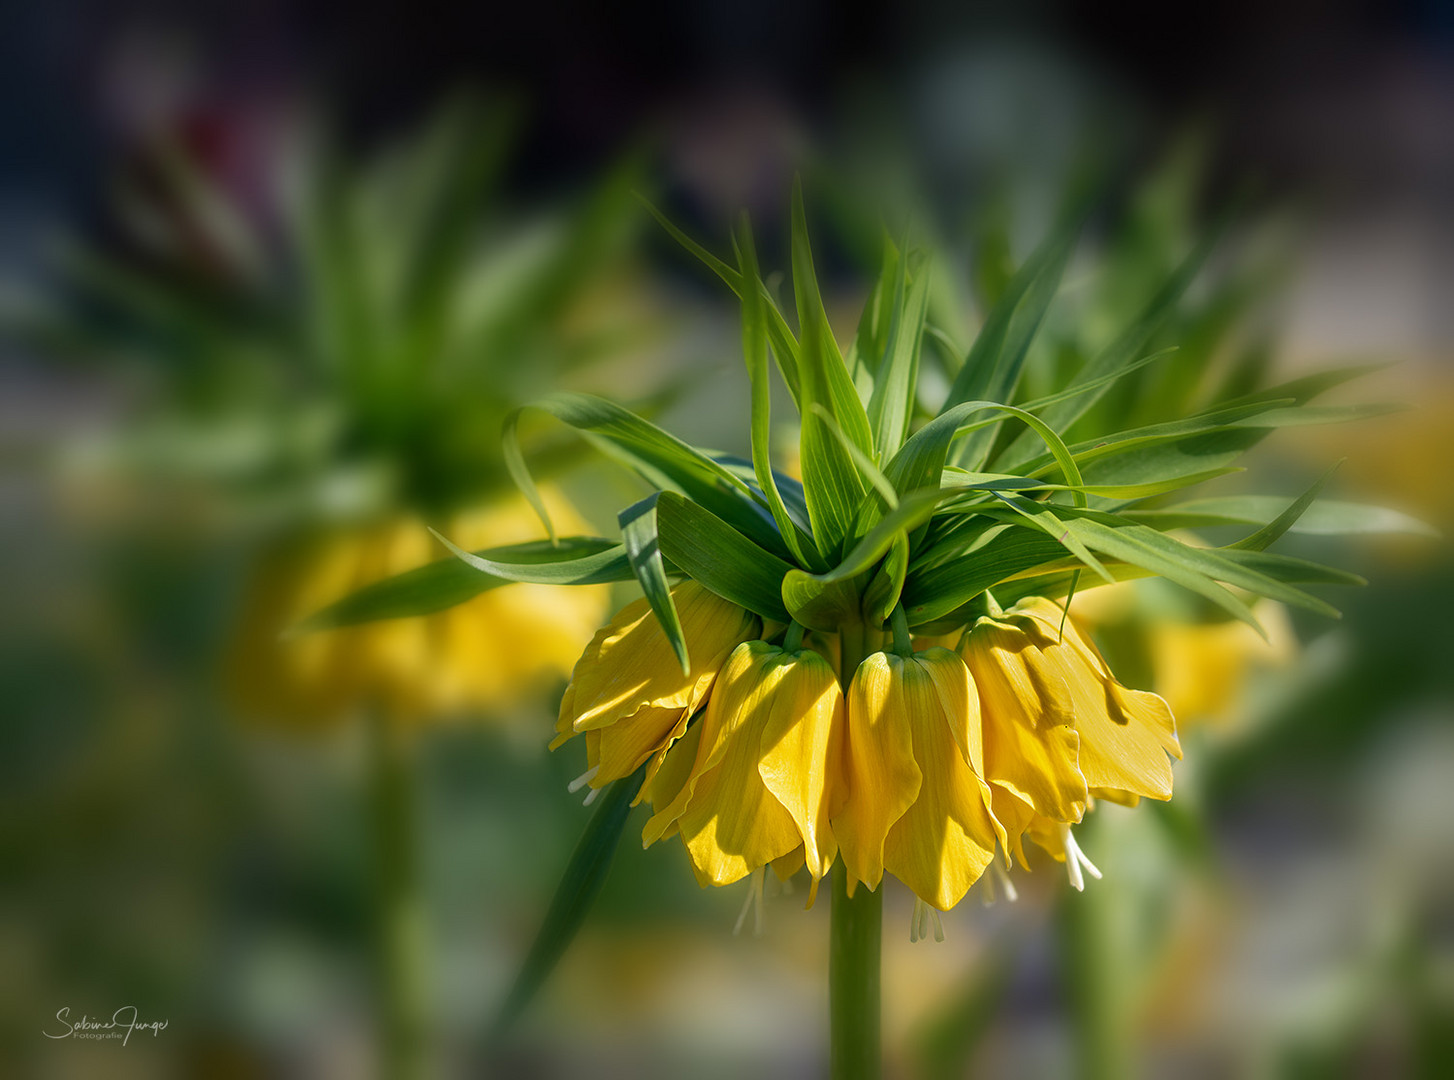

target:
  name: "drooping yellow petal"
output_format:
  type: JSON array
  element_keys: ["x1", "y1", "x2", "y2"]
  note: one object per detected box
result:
[
  {"x1": 881, "y1": 651, "x2": 1003, "y2": 910},
  {"x1": 757, "y1": 647, "x2": 845, "y2": 880},
  {"x1": 961, "y1": 618, "x2": 1087, "y2": 824},
  {"x1": 833, "y1": 653, "x2": 923, "y2": 894},
  {"x1": 560, "y1": 580, "x2": 759, "y2": 735},
  {"x1": 652, "y1": 642, "x2": 813, "y2": 886},
  {"x1": 1014, "y1": 598, "x2": 1180, "y2": 802}
]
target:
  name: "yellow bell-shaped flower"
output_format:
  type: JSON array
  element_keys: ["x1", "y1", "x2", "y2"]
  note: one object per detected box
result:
[
  {"x1": 959, "y1": 613, "x2": 1087, "y2": 829},
  {"x1": 835, "y1": 648, "x2": 1005, "y2": 911},
  {"x1": 1010, "y1": 598, "x2": 1181, "y2": 804},
  {"x1": 642, "y1": 641, "x2": 844, "y2": 886},
  {"x1": 554, "y1": 580, "x2": 761, "y2": 790}
]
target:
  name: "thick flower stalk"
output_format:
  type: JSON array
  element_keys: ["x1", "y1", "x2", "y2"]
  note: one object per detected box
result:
[{"x1": 329, "y1": 184, "x2": 1382, "y2": 1076}]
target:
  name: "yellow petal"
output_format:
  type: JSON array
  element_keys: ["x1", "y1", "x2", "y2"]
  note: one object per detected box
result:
[
  {"x1": 881, "y1": 653, "x2": 1002, "y2": 910},
  {"x1": 591, "y1": 705, "x2": 691, "y2": 786},
  {"x1": 561, "y1": 580, "x2": 759, "y2": 734},
  {"x1": 961, "y1": 618, "x2": 1087, "y2": 824},
  {"x1": 666, "y1": 643, "x2": 808, "y2": 886},
  {"x1": 833, "y1": 653, "x2": 923, "y2": 894},
  {"x1": 756, "y1": 647, "x2": 845, "y2": 880},
  {"x1": 1015, "y1": 598, "x2": 1180, "y2": 801},
  {"x1": 638, "y1": 718, "x2": 705, "y2": 839}
]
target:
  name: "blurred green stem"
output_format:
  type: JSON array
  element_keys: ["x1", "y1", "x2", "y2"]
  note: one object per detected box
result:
[
  {"x1": 369, "y1": 710, "x2": 430, "y2": 1080},
  {"x1": 1058, "y1": 815, "x2": 1130, "y2": 1080},
  {"x1": 830, "y1": 620, "x2": 881, "y2": 1080}
]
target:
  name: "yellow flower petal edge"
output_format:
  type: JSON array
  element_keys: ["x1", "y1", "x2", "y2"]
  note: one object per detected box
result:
[
  {"x1": 553, "y1": 580, "x2": 760, "y2": 785},
  {"x1": 1012, "y1": 598, "x2": 1181, "y2": 802},
  {"x1": 880, "y1": 649, "x2": 1005, "y2": 911},
  {"x1": 834, "y1": 652, "x2": 923, "y2": 895},
  {"x1": 643, "y1": 642, "x2": 841, "y2": 886},
  {"x1": 960, "y1": 617, "x2": 1087, "y2": 825}
]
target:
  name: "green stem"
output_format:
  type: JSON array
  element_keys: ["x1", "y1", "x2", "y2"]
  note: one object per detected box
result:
[
  {"x1": 1058, "y1": 815, "x2": 1129, "y2": 1080},
  {"x1": 831, "y1": 864, "x2": 883, "y2": 1079},
  {"x1": 830, "y1": 619, "x2": 882, "y2": 1080},
  {"x1": 369, "y1": 711, "x2": 431, "y2": 1080}
]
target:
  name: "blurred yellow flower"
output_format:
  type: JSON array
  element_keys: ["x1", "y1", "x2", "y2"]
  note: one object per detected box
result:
[
  {"x1": 836, "y1": 649, "x2": 1004, "y2": 911},
  {"x1": 228, "y1": 487, "x2": 606, "y2": 731},
  {"x1": 1149, "y1": 602, "x2": 1296, "y2": 727},
  {"x1": 553, "y1": 580, "x2": 761, "y2": 790},
  {"x1": 643, "y1": 641, "x2": 843, "y2": 886}
]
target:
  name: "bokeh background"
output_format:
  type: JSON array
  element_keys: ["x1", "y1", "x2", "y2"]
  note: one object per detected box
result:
[{"x1": 3, "y1": 2, "x2": 1451, "y2": 1078}]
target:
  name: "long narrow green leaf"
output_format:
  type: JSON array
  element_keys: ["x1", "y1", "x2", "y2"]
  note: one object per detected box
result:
[
  {"x1": 1129, "y1": 496, "x2": 1438, "y2": 539},
  {"x1": 491, "y1": 764, "x2": 647, "y2": 1036},
  {"x1": 1230, "y1": 464, "x2": 1340, "y2": 551},
  {"x1": 503, "y1": 392, "x2": 788, "y2": 557},
  {"x1": 792, "y1": 181, "x2": 873, "y2": 557},
  {"x1": 620, "y1": 495, "x2": 690, "y2": 674},
  {"x1": 1052, "y1": 507, "x2": 1339, "y2": 621},
  {"x1": 995, "y1": 222, "x2": 1222, "y2": 466},
  {"x1": 655, "y1": 492, "x2": 793, "y2": 622},
  {"x1": 733, "y1": 217, "x2": 823, "y2": 570},
  {"x1": 296, "y1": 536, "x2": 628, "y2": 632},
  {"x1": 945, "y1": 210, "x2": 1082, "y2": 468},
  {"x1": 866, "y1": 253, "x2": 931, "y2": 462},
  {"x1": 639, "y1": 196, "x2": 802, "y2": 402}
]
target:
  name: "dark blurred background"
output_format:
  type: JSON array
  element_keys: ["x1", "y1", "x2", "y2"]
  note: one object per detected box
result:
[{"x1": 2, "y1": 2, "x2": 1450, "y2": 1078}]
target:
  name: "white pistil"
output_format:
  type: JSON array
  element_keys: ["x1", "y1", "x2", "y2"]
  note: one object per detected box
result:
[
  {"x1": 581, "y1": 786, "x2": 601, "y2": 807},
  {"x1": 733, "y1": 867, "x2": 767, "y2": 937},
  {"x1": 983, "y1": 859, "x2": 1019, "y2": 907},
  {"x1": 910, "y1": 898, "x2": 946, "y2": 943},
  {"x1": 567, "y1": 765, "x2": 600, "y2": 793},
  {"x1": 1058, "y1": 823, "x2": 1103, "y2": 892}
]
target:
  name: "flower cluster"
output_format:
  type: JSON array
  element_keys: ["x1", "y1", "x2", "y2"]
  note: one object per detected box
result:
[{"x1": 554, "y1": 580, "x2": 1180, "y2": 912}]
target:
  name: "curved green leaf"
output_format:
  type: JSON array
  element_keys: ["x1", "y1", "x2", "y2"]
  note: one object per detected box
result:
[{"x1": 296, "y1": 536, "x2": 627, "y2": 632}]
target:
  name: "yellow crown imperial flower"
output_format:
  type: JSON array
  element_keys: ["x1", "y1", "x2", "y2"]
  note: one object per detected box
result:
[
  {"x1": 1007, "y1": 597, "x2": 1182, "y2": 806},
  {"x1": 836, "y1": 647, "x2": 1006, "y2": 911},
  {"x1": 642, "y1": 640, "x2": 844, "y2": 888},
  {"x1": 553, "y1": 580, "x2": 761, "y2": 792}
]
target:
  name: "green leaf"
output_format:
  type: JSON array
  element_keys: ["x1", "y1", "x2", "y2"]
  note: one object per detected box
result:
[
  {"x1": 784, "y1": 488, "x2": 957, "y2": 631},
  {"x1": 1130, "y1": 496, "x2": 1438, "y2": 539},
  {"x1": 862, "y1": 531, "x2": 910, "y2": 625},
  {"x1": 491, "y1": 764, "x2": 646, "y2": 1036},
  {"x1": 655, "y1": 492, "x2": 793, "y2": 622},
  {"x1": 504, "y1": 392, "x2": 788, "y2": 557},
  {"x1": 866, "y1": 251, "x2": 931, "y2": 461},
  {"x1": 1230, "y1": 404, "x2": 1404, "y2": 428},
  {"x1": 296, "y1": 536, "x2": 628, "y2": 632},
  {"x1": 944, "y1": 209, "x2": 1081, "y2": 468},
  {"x1": 620, "y1": 495, "x2": 690, "y2": 674},
  {"x1": 994, "y1": 221, "x2": 1222, "y2": 467},
  {"x1": 940, "y1": 465, "x2": 1241, "y2": 502},
  {"x1": 1049, "y1": 506, "x2": 1341, "y2": 623},
  {"x1": 988, "y1": 493, "x2": 1114, "y2": 584},
  {"x1": 640, "y1": 196, "x2": 802, "y2": 402},
  {"x1": 903, "y1": 525, "x2": 1067, "y2": 625},
  {"x1": 791, "y1": 181, "x2": 875, "y2": 557},
  {"x1": 732, "y1": 217, "x2": 824, "y2": 570},
  {"x1": 1229, "y1": 464, "x2": 1340, "y2": 552}
]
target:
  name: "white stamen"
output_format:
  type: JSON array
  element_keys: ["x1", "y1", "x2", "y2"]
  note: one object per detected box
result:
[
  {"x1": 981, "y1": 869, "x2": 997, "y2": 907},
  {"x1": 910, "y1": 898, "x2": 944, "y2": 943},
  {"x1": 993, "y1": 861, "x2": 1019, "y2": 904},
  {"x1": 1059, "y1": 823, "x2": 1103, "y2": 891},
  {"x1": 567, "y1": 765, "x2": 600, "y2": 793},
  {"x1": 581, "y1": 786, "x2": 601, "y2": 807},
  {"x1": 733, "y1": 867, "x2": 767, "y2": 937}
]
